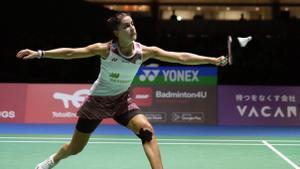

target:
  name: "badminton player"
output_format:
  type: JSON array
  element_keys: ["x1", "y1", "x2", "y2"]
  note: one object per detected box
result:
[{"x1": 16, "y1": 12, "x2": 228, "y2": 169}]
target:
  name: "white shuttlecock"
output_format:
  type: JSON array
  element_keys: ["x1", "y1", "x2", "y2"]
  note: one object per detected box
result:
[{"x1": 237, "y1": 36, "x2": 252, "y2": 47}]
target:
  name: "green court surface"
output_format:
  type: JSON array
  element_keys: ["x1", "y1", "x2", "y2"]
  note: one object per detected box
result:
[{"x1": 0, "y1": 134, "x2": 299, "y2": 169}]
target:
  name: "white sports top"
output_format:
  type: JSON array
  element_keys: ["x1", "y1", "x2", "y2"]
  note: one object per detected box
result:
[{"x1": 89, "y1": 40, "x2": 143, "y2": 96}]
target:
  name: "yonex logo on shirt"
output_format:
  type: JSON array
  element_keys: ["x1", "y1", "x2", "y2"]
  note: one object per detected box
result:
[{"x1": 111, "y1": 58, "x2": 118, "y2": 62}]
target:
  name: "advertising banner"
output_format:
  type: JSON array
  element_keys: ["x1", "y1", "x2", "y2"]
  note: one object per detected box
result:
[
  {"x1": 131, "y1": 86, "x2": 217, "y2": 124},
  {"x1": 218, "y1": 85, "x2": 300, "y2": 126},
  {"x1": 133, "y1": 66, "x2": 217, "y2": 86},
  {"x1": 0, "y1": 83, "x2": 27, "y2": 123},
  {"x1": 0, "y1": 66, "x2": 217, "y2": 125},
  {"x1": 131, "y1": 66, "x2": 218, "y2": 124},
  {"x1": 24, "y1": 84, "x2": 115, "y2": 124}
]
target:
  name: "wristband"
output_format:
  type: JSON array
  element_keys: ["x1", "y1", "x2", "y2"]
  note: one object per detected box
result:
[{"x1": 37, "y1": 50, "x2": 44, "y2": 59}]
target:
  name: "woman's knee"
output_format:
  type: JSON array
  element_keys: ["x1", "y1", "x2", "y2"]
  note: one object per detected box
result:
[
  {"x1": 136, "y1": 123, "x2": 155, "y2": 144},
  {"x1": 129, "y1": 115, "x2": 154, "y2": 132},
  {"x1": 128, "y1": 114, "x2": 156, "y2": 143},
  {"x1": 142, "y1": 122, "x2": 154, "y2": 132}
]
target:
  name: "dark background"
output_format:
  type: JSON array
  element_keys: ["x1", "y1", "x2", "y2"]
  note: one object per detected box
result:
[{"x1": 1, "y1": 0, "x2": 299, "y2": 85}]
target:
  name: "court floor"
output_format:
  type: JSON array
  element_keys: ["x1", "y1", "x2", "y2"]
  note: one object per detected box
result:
[{"x1": 0, "y1": 124, "x2": 299, "y2": 169}]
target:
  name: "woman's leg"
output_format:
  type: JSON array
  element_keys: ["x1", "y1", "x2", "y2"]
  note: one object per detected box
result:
[
  {"x1": 52, "y1": 129, "x2": 91, "y2": 162},
  {"x1": 127, "y1": 114, "x2": 163, "y2": 169},
  {"x1": 35, "y1": 118, "x2": 101, "y2": 169}
]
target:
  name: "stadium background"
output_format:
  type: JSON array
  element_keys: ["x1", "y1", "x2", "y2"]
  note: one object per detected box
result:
[{"x1": 1, "y1": 0, "x2": 300, "y2": 126}]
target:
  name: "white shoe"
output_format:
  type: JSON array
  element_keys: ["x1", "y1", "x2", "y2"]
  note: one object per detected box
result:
[{"x1": 35, "y1": 154, "x2": 57, "y2": 169}]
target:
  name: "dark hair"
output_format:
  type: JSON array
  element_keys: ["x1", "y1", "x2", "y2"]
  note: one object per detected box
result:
[{"x1": 107, "y1": 12, "x2": 131, "y2": 32}]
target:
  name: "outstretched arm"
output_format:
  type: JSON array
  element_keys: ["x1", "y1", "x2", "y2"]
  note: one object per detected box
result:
[
  {"x1": 16, "y1": 42, "x2": 109, "y2": 60},
  {"x1": 142, "y1": 46, "x2": 227, "y2": 66}
]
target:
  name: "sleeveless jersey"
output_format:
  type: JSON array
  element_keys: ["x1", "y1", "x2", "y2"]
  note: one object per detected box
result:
[{"x1": 89, "y1": 41, "x2": 143, "y2": 96}]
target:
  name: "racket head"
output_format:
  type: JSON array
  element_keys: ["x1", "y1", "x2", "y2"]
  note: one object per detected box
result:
[{"x1": 227, "y1": 35, "x2": 233, "y2": 65}]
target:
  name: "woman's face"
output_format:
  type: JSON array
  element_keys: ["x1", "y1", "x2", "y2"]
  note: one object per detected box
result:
[{"x1": 114, "y1": 16, "x2": 137, "y2": 42}]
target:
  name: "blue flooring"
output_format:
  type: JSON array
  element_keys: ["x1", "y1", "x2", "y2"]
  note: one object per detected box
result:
[{"x1": 0, "y1": 123, "x2": 300, "y2": 137}]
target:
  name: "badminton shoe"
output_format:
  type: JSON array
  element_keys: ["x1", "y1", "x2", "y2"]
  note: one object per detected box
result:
[{"x1": 35, "y1": 154, "x2": 57, "y2": 169}]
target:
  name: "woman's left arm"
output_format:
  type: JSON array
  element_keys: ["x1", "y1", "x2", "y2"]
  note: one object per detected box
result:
[{"x1": 142, "y1": 45, "x2": 227, "y2": 66}]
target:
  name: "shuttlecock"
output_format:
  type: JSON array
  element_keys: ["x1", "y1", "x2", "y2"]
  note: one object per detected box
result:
[{"x1": 237, "y1": 36, "x2": 252, "y2": 47}]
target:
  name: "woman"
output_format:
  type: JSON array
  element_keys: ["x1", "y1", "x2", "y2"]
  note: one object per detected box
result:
[{"x1": 16, "y1": 12, "x2": 227, "y2": 169}]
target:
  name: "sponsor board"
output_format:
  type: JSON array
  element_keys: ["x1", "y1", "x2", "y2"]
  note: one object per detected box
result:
[
  {"x1": 133, "y1": 66, "x2": 217, "y2": 85},
  {"x1": 218, "y1": 85, "x2": 300, "y2": 126},
  {"x1": 24, "y1": 84, "x2": 116, "y2": 124},
  {"x1": 1, "y1": 66, "x2": 218, "y2": 125},
  {"x1": 131, "y1": 86, "x2": 217, "y2": 124},
  {"x1": 24, "y1": 84, "x2": 90, "y2": 124},
  {"x1": 0, "y1": 83, "x2": 27, "y2": 123}
]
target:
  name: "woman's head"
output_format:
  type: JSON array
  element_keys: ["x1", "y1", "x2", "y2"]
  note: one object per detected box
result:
[{"x1": 107, "y1": 12, "x2": 137, "y2": 41}]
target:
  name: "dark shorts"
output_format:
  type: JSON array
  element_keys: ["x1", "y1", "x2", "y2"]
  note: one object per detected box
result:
[{"x1": 76, "y1": 90, "x2": 142, "y2": 133}]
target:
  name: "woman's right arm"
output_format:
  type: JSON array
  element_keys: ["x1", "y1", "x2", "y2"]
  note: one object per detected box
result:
[{"x1": 16, "y1": 42, "x2": 109, "y2": 60}]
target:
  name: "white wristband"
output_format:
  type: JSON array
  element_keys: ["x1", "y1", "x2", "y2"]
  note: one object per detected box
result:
[{"x1": 37, "y1": 50, "x2": 44, "y2": 59}]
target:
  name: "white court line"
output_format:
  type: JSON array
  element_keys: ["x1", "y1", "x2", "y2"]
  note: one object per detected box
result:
[
  {"x1": 0, "y1": 140, "x2": 263, "y2": 145},
  {"x1": 0, "y1": 140, "x2": 300, "y2": 146},
  {"x1": 1, "y1": 136, "x2": 300, "y2": 142},
  {"x1": 262, "y1": 140, "x2": 300, "y2": 169}
]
